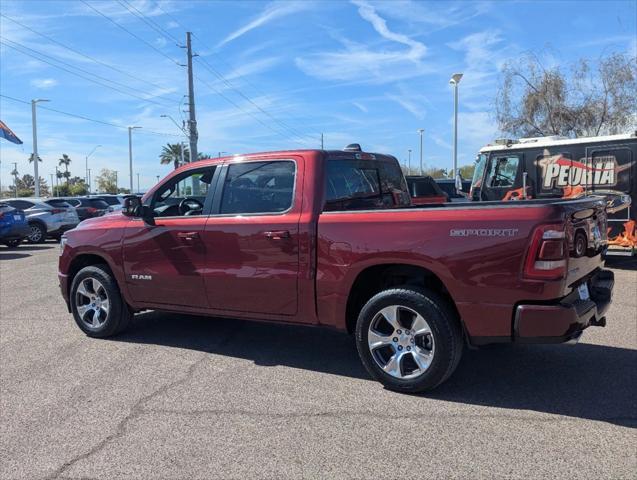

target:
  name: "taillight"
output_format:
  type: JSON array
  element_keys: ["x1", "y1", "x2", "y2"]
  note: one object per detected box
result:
[
  {"x1": 51, "y1": 208, "x2": 64, "y2": 214},
  {"x1": 524, "y1": 224, "x2": 567, "y2": 280},
  {"x1": 0, "y1": 212, "x2": 4, "y2": 220},
  {"x1": 86, "y1": 207, "x2": 97, "y2": 214}
]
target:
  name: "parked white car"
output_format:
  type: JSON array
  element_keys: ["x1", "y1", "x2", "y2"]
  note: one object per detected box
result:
[{"x1": 4, "y1": 198, "x2": 79, "y2": 243}]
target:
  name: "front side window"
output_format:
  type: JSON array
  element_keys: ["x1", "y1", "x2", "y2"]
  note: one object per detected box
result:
[
  {"x1": 486, "y1": 155, "x2": 520, "y2": 188},
  {"x1": 152, "y1": 167, "x2": 215, "y2": 217},
  {"x1": 220, "y1": 161, "x2": 295, "y2": 214}
]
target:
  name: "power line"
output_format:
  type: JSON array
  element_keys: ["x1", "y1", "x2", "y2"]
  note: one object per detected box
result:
[
  {"x1": 80, "y1": 0, "x2": 182, "y2": 67},
  {"x1": 0, "y1": 94, "x2": 183, "y2": 138},
  {"x1": 118, "y1": 0, "x2": 181, "y2": 45},
  {"x1": 195, "y1": 56, "x2": 318, "y2": 145},
  {"x1": 0, "y1": 37, "x2": 176, "y2": 107},
  {"x1": 148, "y1": 1, "x2": 319, "y2": 146},
  {"x1": 0, "y1": 13, "x2": 181, "y2": 105}
]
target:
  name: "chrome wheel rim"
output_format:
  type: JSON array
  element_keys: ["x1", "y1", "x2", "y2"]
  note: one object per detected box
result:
[
  {"x1": 75, "y1": 277, "x2": 110, "y2": 329},
  {"x1": 29, "y1": 225, "x2": 42, "y2": 242},
  {"x1": 368, "y1": 305, "x2": 435, "y2": 380}
]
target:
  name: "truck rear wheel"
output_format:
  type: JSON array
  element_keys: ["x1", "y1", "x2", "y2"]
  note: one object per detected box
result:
[
  {"x1": 70, "y1": 265, "x2": 132, "y2": 338},
  {"x1": 355, "y1": 287, "x2": 463, "y2": 393}
]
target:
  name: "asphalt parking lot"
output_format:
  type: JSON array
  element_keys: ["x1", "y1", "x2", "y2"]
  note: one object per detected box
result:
[{"x1": 0, "y1": 243, "x2": 635, "y2": 479}]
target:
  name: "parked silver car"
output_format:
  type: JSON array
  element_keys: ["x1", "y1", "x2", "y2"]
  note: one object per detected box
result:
[{"x1": 4, "y1": 198, "x2": 79, "y2": 243}]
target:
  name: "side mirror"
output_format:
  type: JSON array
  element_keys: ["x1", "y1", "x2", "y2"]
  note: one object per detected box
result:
[{"x1": 122, "y1": 196, "x2": 142, "y2": 217}]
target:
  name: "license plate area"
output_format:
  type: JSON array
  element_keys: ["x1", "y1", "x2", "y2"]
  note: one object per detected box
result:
[{"x1": 578, "y1": 283, "x2": 590, "y2": 301}]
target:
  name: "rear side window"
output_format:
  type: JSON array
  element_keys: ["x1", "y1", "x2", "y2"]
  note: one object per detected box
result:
[
  {"x1": 87, "y1": 199, "x2": 109, "y2": 209},
  {"x1": 7, "y1": 200, "x2": 33, "y2": 210},
  {"x1": 220, "y1": 161, "x2": 295, "y2": 214},
  {"x1": 325, "y1": 159, "x2": 410, "y2": 211},
  {"x1": 98, "y1": 196, "x2": 120, "y2": 206},
  {"x1": 45, "y1": 199, "x2": 71, "y2": 208}
]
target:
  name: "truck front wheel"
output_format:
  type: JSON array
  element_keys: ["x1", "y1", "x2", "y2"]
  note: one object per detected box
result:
[
  {"x1": 70, "y1": 265, "x2": 132, "y2": 338},
  {"x1": 355, "y1": 287, "x2": 463, "y2": 393}
]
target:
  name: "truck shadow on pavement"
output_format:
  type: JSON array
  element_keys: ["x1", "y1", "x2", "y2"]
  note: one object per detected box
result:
[{"x1": 116, "y1": 311, "x2": 636, "y2": 428}]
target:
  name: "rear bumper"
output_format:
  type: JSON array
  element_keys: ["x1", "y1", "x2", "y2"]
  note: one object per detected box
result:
[
  {"x1": 514, "y1": 269, "x2": 614, "y2": 343},
  {"x1": 0, "y1": 223, "x2": 30, "y2": 241},
  {"x1": 49, "y1": 223, "x2": 77, "y2": 237}
]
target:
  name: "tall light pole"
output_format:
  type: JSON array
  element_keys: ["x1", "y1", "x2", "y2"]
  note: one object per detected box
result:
[
  {"x1": 114, "y1": 171, "x2": 118, "y2": 193},
  {"x1": 136, "y1": 173, "x2": 140, "y2": 193},
  {"x1": 31, "y1": 99, "x2": 49, "y2": 197},
  {"x1": 407, "y1": 149, "x2": 412, "y2": 173},
  {"x1": 49, "y1": 174, "x2": 54, "y2": 196},
  {"x1": 87, "y1": 169, "x2": 92, "y2": 194},
  {"x1": 449, "y1": 73, "x2": 463, "y2": 177},
  {"x1": 85, "y1": 144, "x2": 101, "y2": 191},
  {"x1": 417, "y1": 128, "x2": 425, "y2": 175},
  {"x1": 128, "y1": 126, "x2": 141, "y2": 192}
]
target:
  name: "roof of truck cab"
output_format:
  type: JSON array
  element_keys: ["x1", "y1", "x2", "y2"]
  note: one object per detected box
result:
[
  {"x1": 479, "y1": 132, "x2": 636, "y2": 153},
  {"x1": 185, "y1": 149, "x2": 398, "y2": 169}
]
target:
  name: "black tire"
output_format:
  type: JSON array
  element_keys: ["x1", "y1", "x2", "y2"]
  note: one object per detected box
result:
[
  {"x1": 70, "y1": 265, "x2": 132, "y2": 338},
  {"x1": 27, "y1": 222, "x2": 46, "y2": 243},
  {"x1": 3, "y1": 239, "x2": 22, "y2": 248},
  {"x1": 355, "y1": 287, "x2": 463, "y2": 393}
]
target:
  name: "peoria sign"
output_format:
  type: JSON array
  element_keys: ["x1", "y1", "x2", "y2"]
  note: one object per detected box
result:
[{"x1": 538, "y1": 154, "x2": 619, "y2": 189}]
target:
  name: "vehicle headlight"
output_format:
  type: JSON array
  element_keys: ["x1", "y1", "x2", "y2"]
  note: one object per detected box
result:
[{"x1": 59, "y1": 236, "x2": 68, "y2": 255}]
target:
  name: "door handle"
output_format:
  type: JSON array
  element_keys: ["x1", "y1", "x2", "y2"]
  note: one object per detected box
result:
[
  {"x1": 264, "y1": 230, "x2": 290, "y2": 240},
  {"x1": 177, "y1": 231, "x2": 199, "y2": 241}
]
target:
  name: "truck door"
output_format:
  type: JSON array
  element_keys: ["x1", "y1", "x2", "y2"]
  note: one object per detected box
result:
[
  {"x1": 481, "y1": 153, "x2": 523, "y2": 201},
  {"x1": 203, "y1": 158, "x2": 302, "y2": 316},
  {"x1": 122, "y1": 166, "x2": 218, "y2": 308}
]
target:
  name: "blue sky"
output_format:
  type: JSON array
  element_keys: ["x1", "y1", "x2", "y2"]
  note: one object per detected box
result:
[{"x1": 1, "y1": 0, "x2": 636, "y2": 192}]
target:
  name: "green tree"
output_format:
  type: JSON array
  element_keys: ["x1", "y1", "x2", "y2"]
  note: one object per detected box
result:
[
  {"x1": 58, "y1": 154, "x2": 72, "y2": 186},
  {"x1": 159, "y1": 143, "x2": 190, "y2": 169},
  {"x1": 458, "y1": 164, "x2": 476, "y2": 180},
  {"x1": 422, "y1": 167, "x2": 448, "y2": 179},
  {"x1": 95, "y1": 168, "x2": 118, "y2": 194},
  {"x1": 15, "y1": 174, "x2": 49, "y2": 197}
]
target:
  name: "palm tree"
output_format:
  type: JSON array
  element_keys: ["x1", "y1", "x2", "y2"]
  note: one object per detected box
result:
[
  {"x1": 160, "y1": 143, "x2": 190, "y2": 169},
  {"x1": 58, "y1": 154, "x2": 72, "y2": 186}
]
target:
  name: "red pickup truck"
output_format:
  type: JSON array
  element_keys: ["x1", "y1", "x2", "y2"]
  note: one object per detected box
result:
[{"x1": 59, "y1": 147, "x2": 614, "y2": 392}]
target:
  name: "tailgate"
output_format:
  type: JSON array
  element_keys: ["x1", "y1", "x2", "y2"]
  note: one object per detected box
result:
[{"x1": 564, "y1": 198, "x2": 608, "y2": 287}]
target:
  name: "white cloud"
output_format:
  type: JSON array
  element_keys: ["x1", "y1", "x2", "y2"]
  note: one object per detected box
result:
[
  {"x1": 30, "y1": 78, "x2": 58, "y2": 89},
  {"x1": 387, "y1": 94, "x2": 424, "y2": 119},
  {"x1": 352, "y1": 0, "x2": 426, "y2": 59},
  {"x1": 154, "y1": 37, "x2": 167, "y2": 48},
  {"x1": 166, "y1": 20, "x2": 179, "y2": 29},
  {"x1": 218, "y1": 1, "x2": 312, "y2": 48},
  {"x1": 296, "y1": 1, "x2": 430, "y2": 84},
  {"x1": 352, "y1": 102, "x2": 368, "y2": 113}
]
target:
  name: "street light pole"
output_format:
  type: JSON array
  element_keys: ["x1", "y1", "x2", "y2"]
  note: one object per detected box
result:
[
  {"x1": 136, "y1": 173, "x2": 140, "y2": 193},
  {"x1": 449, "y1": 73, "x2": 463, "y2": 177},
  {"x1": 88, "y1": 169, "x2": 91, "y2": 194},
  {"x1": 128, "y1": 126, "x2": 141, "y2": 192},
  {"x1": 114, "y1": 171, "x2": 118, "y2": 193},
  {"x1": 85, "y1": 145, "x2": 102, "y2": 191},
  {"x1": 49, "y1": 174, "x2": 54, "y2": 196},
  {"x1": 408, "y1": 149, "x2": 412, "y2": 173},
  {"x1": 31, "y1": 99, "x2": 49, "y2": 197},
  {"x1": 417, "y1": 129, "x2": 425, "y2": 175}
]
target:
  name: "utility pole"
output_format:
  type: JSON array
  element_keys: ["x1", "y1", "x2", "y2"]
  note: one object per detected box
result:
[
  {"x1": 185, "y1": 32, "x2": 198, "y2": 162},
  {"x1": 417, "y1": 129, "x2": 425, "y2": 176},
  {"x1": 180, "y1": 142, "x2": 185, "y2": 166},
  {"x1": 12, "y1": 162, "x2": 18, "y2": 197},
  {"x1": 31, "y1": 99, "x2": 49, "y2": 197},
  {"x1": 128, "y1": 126, "x2": 141, "y2": 192},
  {"x1": 114, "y1": 171, "x2": 118, "y2": 193},
  {"x1": 88, "y1": 169, "x2": 91, "y2": 194}
]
